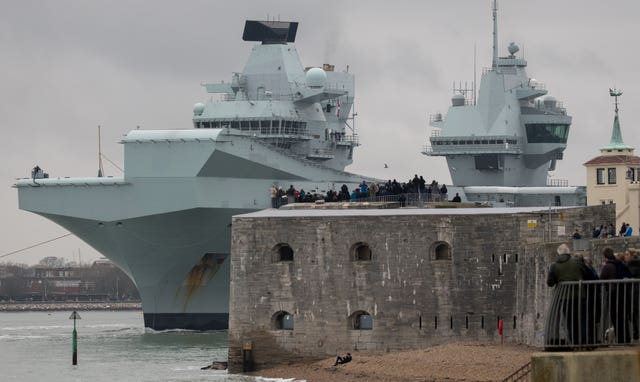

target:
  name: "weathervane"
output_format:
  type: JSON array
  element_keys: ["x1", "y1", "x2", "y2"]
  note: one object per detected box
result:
[{"x1": 609, "y1": 88, "x2": 623, "y2": 113}]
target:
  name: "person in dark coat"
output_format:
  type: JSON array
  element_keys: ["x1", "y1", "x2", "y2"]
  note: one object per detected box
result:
[
  {"x1": 624, "y1": 250, "x2": 640, "y2": 340},
  {"x1": 440, "y1": 184, "x2": 448, "y2": 199},
  {"x1": 451, "y1": 193, "x2": 462, "y2": 203},
  {"x1": 600, "y1": 247, "x2": 632, "y2": 343},
  {"x1": 547, "y1": 244, "x2": 586, "y2": 346},
  {"x1": 334, "y1": 353, "x2": 352, "y2": 366},
  {"x1": 547, "y1": 244, "x2": 585, "y2": 286},
  {"x1": 593, "y1": 226, "x2": 601, "y2": 238},
  {"x1": 575, "y1": 254, "x2": 599, "y2": 344}
]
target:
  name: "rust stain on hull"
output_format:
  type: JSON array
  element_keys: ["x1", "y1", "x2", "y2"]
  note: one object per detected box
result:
[{"x1": 179, "y1": 253, "x2": 227, "y2": 310}]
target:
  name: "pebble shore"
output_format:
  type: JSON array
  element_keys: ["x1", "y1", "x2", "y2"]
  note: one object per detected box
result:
[
  {"x1": 250, "y1": 343, "x2": 537, "y2": 382},
  {"x1": 0, "y1": 301, "x2": 142, "y2": 312}
]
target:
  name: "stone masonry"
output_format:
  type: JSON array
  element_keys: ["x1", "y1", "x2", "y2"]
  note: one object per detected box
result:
[{"x1": 227, "y1": 204, "x2": 630, "y2": 372}]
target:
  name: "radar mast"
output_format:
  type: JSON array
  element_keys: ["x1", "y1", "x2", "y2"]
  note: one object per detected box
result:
[{"x1": 492, "y1": 0, "x2": 498, "y2": 68}]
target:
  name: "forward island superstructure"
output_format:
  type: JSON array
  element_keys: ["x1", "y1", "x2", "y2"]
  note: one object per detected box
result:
[{"x1": 16, "y1": 21, "x2": 371, "y2": 330}]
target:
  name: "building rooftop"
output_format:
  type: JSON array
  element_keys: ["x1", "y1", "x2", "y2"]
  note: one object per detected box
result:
[
  {"x1": 234, "y1": 206, "x2": 577, "y2": 219},
  {"x1": 583, "y1": 155, "x2": 640, "y2": 166}
]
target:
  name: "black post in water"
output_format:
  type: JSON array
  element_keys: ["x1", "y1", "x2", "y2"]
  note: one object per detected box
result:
[{"x1": 69, "y1": 311, "x2": 81, "y2": 365}]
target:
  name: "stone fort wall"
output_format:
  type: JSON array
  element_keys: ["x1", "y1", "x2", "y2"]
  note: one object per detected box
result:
[{"x1": 227, "y1": 204, "x2": 636, "y2": 372}]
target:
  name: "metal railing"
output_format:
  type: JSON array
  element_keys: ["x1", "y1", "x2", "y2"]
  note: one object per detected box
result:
[
  {"x1": 358, "y1": 192, "x2": 448, "y2": 205},
  {"x1": 545, "y1": 279, "x2": 640, "y2": 350},
  {"x1": 502, "y1": 361, "x2": 531, "y2": 382},
  {"x1": 274, "y1": 192, "x2": 450, "y2": 208}
]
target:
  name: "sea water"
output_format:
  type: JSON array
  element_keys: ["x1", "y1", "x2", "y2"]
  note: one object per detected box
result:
[{"x1": 0, "y1": 311, "x2": 300, "y2": 382}]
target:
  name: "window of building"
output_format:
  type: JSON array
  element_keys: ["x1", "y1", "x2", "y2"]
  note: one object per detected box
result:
[
  {"x1": 608, "y1": 168, "x2": 617, "y2": 184},
  {"x1": 272, "y1": 243, "x2": 294, "y2": 262},
  {"x1": 348, "y1": 311, "x2": 373, "y2": 330},
  {"x1": 626, "y1": 167, "x2": 635, "y2": 181},
  {"x1": 431, "y1": 241, "x2": 452, "y2": 260},
  {"x1": 272, "y1": 311, "x2": 294, "y2": 330},
  {"x1": 350, "y1": 242, "x2": 372, "y2": 261},
  {"x1": 596, "y1": 168, "x2": 605, "y2": 185}
]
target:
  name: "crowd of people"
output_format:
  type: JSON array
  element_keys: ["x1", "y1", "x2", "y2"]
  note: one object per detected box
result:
[
  {"x1": 547, "y1": 244, "x2": 640, "y2": 346},
  {"x1": 269, "y1": 175, "x2": 455, "y2": 208},
  {"x1": 590, "y1": 222, "x2": 634, "y2": 239}
]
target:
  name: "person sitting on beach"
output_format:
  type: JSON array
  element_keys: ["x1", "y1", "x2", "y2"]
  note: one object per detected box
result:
[{"x1": 334, "y1": 353, "x2": 352, "y2": 366}]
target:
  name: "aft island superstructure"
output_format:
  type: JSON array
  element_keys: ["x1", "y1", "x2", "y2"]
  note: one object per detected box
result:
[
  {"x1": 423, "y1": 1, "x2": 583, "y2": 206},
  {"x1": 16, "y1": 21, "x2": 371, "y2": 330}
]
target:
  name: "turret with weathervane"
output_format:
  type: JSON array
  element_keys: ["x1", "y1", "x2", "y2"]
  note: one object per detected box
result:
[{"x1": 583, "y1": 89, "x2": 640, "y2": 235}]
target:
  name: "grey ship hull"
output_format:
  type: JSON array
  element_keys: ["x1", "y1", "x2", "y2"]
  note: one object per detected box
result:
[
  {"x1": 39, "y1": 207, "x2": 240, "y2": 330},
  {"x1": 17, "y1": 130, "x2": 369, "y2": 330}
]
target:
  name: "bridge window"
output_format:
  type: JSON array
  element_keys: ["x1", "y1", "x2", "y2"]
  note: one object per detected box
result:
[
  {"x1": 525, "y1": 123, "x2": 569, "y2": 143},
  {"x1": 350, "y1": 242, "x2": 372, "y2": 261},
  {"x1": 596, "y1": 168, "x2": 605, "y2": 184},
  {"x1": 348, "y1": 311, "x2": 373, "y2": 330},
  {"x1": 273, "y1": 243, "x2": 294, "y2": 262},
  {"x1": 475, "y1": 155, "x2": 502, "y2": 170},
  {"x1": 272, "y1": 311, "x2": 294, "y2": 330}
]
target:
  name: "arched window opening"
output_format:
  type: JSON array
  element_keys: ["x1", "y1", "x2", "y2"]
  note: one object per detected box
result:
[
  {"x1": 351, "y1": 242, "x2": 372, "y2": 261},
  {"x1": 348, "y1": 310, "x2": 373, "y2": 330},
  {"x1": 273, "y1": 243, "x2": 294, "y2": 262},
  {"x1": 272, "y1": 311, "x2": 294, "y2": 330},
  {"x1": 432, "y1": 241, "x2": 452, "y2": 260}
]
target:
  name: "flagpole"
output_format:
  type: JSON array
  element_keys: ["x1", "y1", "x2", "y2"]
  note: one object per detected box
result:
[{"x1": 98, "y1": 125, "x2": 104, "y2": 177}]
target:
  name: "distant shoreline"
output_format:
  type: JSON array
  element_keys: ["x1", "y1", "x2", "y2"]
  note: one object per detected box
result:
[{"x1": 0, "y1": 301, "x2": 142, "y2": 312}]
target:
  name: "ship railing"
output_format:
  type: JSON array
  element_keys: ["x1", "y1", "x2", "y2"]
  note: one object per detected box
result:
[
  {"x1": 221, "y1": 127, "x2": 312, "y2": 140},
  {"x1": 246, "y1": 130, "x2": 378, "y2": 181},
  {"x1": 429, "y1": 113, "x2": 445, "y2": 124},
  {"x1": 546, "y1": 178, "x2": 569, "y2": 187},
  {"x1": 428, "y1": 145, "x2": 522, "y2": 155},
  {"x1": 544, "y1": 279, "x2": 640, "y2": 351},
  {"x1": 428, "y1": 136, "x2": 522, "y2": 154},
  {"x1": 421, "y1": 145, "x2": 433, "y2": 155},
  {"x1": 430, "y1": 129, "x2": 442, "y2": 137},
  {"x1": 334, "y1": 134, "x2": 359, "y2": 146},
  {"x1": 528, "y1": 100, "x2": 567, "y2": 115}
]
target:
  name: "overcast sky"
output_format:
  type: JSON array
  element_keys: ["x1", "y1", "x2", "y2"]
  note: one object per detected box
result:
[{"x1": 2, "y1": 0, "x2": 638, "y2": 265}]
